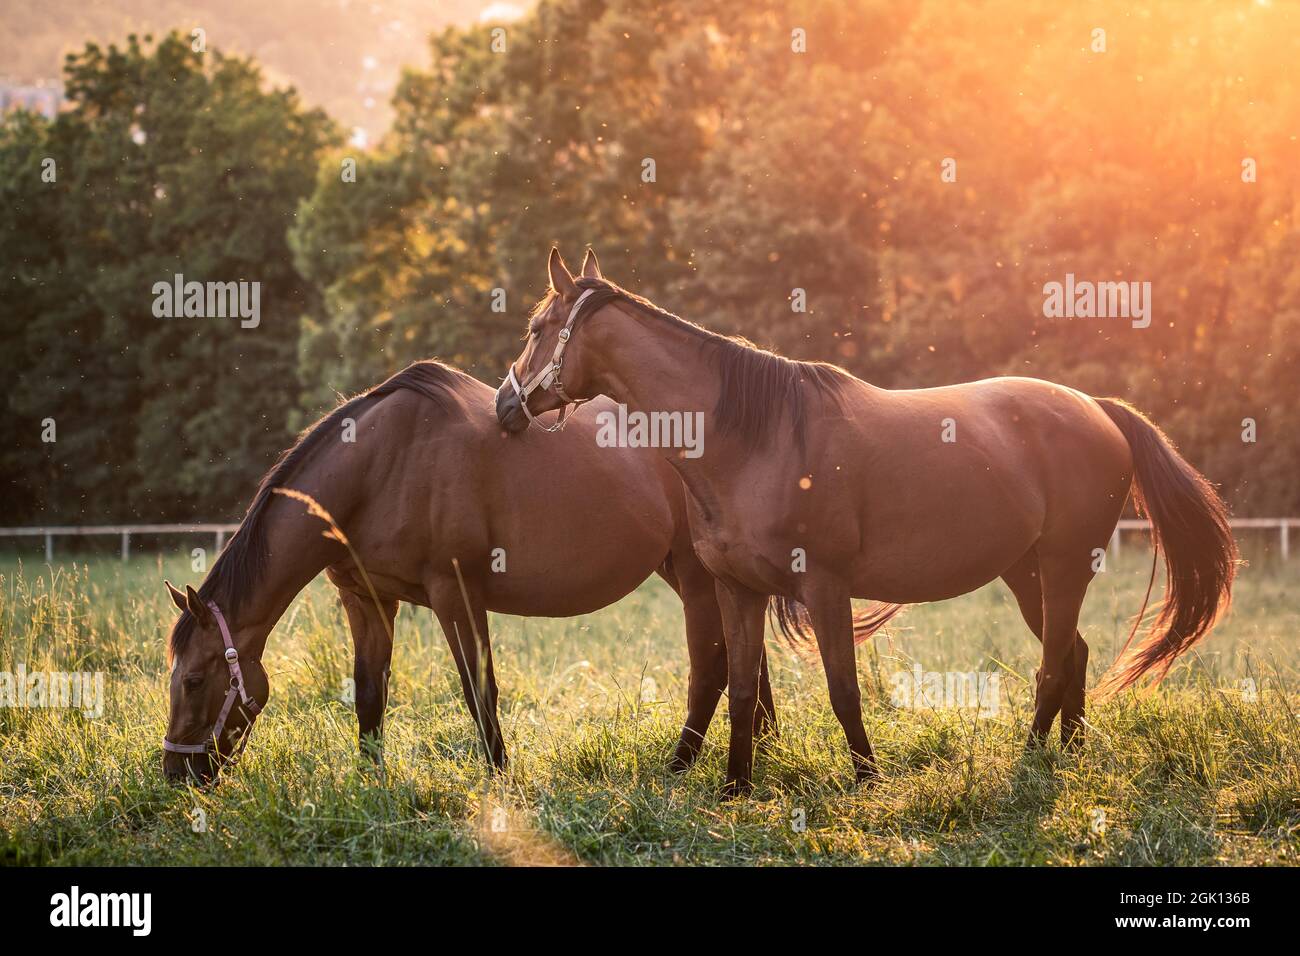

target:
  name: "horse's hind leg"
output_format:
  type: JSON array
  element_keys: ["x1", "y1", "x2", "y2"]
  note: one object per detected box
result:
[
  {"x1": 330, "y1": 573, "x2": 398, "y2": 762},
  {"x1": 668, "y1": 581, "x2": 727, "y2": 773},
  {"x1": 1025, "y1": 548, "x2": 1093, "y2": 747},
  {"x1": 658, "y1": 554, "x2": 721, "y2": 771},
  {"x1": 1061, "y1": 639, "x2": 1089, "y2": 749},
  {"x1": 431, "y1": 583, "x2": 506, "y2": 770},
  {"x1": 1002, "y1": 549, "x2": 1091, "y2": 748}
]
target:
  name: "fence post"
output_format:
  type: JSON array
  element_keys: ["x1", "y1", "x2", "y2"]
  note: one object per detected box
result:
[
  {"x1": 1283, "y1": 522, "x2": 1291, "y2": 562},
  {"x1": 1110, "y1": 526, "x2": 1120, "y2": 561},
  {"x1": 45, "y1": 533, "x2": 53, "y2": 563},
  {"x1": 215, "y1": 530, "x2": 225, "y2": 554},
  {"x1": 121, "y1": 531, "x2": 130, "y2": 561}
]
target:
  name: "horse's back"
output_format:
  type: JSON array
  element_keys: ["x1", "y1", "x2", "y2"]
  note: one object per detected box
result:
[{"x1": 865, "y1": 375, "x2": 1130, "y2": 476}]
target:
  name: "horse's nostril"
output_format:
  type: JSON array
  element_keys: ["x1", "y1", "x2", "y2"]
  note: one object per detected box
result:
[
  {"x1": 504, "y1": 409, "x2": 528, "y2": 433},
  {"x1": 495, "y1": 384, "x2": 527, "y2": 432}
]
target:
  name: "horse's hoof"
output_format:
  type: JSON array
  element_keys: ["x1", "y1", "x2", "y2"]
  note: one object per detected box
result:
[
  {"x1": 668, "y1": 745, "x2": 699, "y2": 775},
  {"x1": 720, "y1": 778, "x2": 753, "y2": 800}
]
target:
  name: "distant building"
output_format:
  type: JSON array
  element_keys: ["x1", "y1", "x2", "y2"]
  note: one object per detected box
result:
[{"x1": 0, "y1": 80, "x2": 63, "y2": 119}]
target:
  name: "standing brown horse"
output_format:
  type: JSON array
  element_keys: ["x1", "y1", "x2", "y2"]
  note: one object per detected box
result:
[
  {"x1": 162, "y1": 359, "x2": 775, "y2": 783},
  {"x1": 496, "y1": 248, "x2": 1236, "y2": 796}
]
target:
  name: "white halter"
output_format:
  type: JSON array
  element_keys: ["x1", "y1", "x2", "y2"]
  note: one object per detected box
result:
[{"x1": 505, "y1": 288, "x2": 596, "y2": 432}]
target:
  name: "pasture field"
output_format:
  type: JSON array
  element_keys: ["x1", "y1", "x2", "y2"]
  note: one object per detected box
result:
[{"x1": 1, "y1": 543, "x2": 1297, "y2": 867}]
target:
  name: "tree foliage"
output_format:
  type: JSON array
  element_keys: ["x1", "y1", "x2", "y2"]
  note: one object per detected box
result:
[
  {"x1": 294, "y1": 0, "x2": 1298, "y2": 514},
  {"x1": 2, "y1": 33, "x2": 337, "y2": 521},
  {"x1": 4, "y1": 1, "x2": 1298, "y2": 521}
]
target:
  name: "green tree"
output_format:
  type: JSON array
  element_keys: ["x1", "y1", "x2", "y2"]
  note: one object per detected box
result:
[{"x1": 3, "y1": 32, "x2": 338, "y2": 522}]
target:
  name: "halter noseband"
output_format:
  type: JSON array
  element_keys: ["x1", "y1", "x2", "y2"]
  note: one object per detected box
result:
[
  {"x1": 505, "y1": 287, "x2": 596, "y2": 432},
  {"x1": 163, "y1": 600, "x2": 261, "y2": 758}
]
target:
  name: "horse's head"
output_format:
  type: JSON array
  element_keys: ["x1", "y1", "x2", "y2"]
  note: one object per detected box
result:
[
  {"x1": 496, "y1": 246, "x2": 608, "y2": 434},
  {"x1": 162, "y1": 581, "x2": 268, "y2": 785}
]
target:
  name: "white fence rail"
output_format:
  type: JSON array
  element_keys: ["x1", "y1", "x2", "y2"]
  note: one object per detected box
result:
[
  {"x1": 0, "y1": 519, "x2": 1296, "y2": 562},
  {"x1": 0, "y1": 524, "x2": 240, "y2": 562},
  {"x1": 1112, "y1": 518, "x2": 1295, "y2": 560}
]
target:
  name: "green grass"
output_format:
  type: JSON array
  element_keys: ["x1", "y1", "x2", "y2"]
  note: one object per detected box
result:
[{"x1": 1, "y1": 546, "x2": 1298, "y2": 866}]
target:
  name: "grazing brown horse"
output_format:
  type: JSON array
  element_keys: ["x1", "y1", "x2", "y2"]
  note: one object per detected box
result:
[
  {"x1": 162, "y1": 359, "x2": 776, "y2": 783},
  {"x1": 496, "y1": 248, "x2": 1236, "y2": 796}
]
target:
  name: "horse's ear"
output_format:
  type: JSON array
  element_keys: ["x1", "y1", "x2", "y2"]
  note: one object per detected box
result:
[
  {"x1": 548, "y1": 246, "x2": 578, "y2": 298},
  {"x1": 165, "y1": 580, "x2": 187, "y2": 613},
  {"x1": 184, "y1": 585, "x2": 214, "y2": 627},
  {"x1": 580, "y1": 247, "x2": 602, "y2": 279}
]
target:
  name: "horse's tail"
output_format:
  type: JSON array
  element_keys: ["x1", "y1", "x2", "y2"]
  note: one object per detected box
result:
[
  {"x1": 1093, "y1": 397, "x2": 1237, "y2": 694},
  {"x1": 769, "y1": 596, "x2": 904, "y2": 648}
]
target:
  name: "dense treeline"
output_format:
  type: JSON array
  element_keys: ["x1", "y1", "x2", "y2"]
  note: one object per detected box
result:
[
  {"x1": 3, "y1": 0, "x2": 1298, "y2": 524},
  {"x1": 1, "y1": 35, "x2": 337, "y2": 520}
]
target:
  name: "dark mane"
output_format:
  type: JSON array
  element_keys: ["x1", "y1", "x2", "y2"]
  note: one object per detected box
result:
[
  {"x1": 563, "y1": 277, "x2": 851, "y2": 449},
  {"x1": 169, "y1": 360, "x2": 471, "y2": 660}
]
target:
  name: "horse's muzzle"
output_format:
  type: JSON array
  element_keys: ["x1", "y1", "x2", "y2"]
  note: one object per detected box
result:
[
  {"x1": 162, "y1": 748, "x2": 218, "y2": 786},
  {"x1": 495, "y1": 379, "x2": 529, "y2": 434}
]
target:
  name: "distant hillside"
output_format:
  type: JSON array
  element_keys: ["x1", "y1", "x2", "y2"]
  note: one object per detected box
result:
[{"x1": 0, "y1": 0, "x2": 526, "y2": 137}]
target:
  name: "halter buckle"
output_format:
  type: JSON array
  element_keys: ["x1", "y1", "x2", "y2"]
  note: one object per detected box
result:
[{"x1": 224, "y1": 647, "x2": 238, "y2": 664}]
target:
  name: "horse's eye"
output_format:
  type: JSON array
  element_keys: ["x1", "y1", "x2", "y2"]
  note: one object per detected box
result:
[{"x1": 182, "y1": 674, "x2": 204, "y2": 691}]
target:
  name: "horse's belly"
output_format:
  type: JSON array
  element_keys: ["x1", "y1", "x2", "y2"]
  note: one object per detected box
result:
[
  {"x1": 479, "y1": 442, "x2": 678, "y2": 616},
  {"x1": 483, "y1": 556, "x2": 662, "y2": 617},
  {"x1": 852, "y1": 542, "x2": 1027, "y2": 604},
  {"x1": 849, "y1": 480, "x2": 1042, "y2": 603},
  {"x1": 480, "y1": 501, "x2": 672, "y2": 617}
]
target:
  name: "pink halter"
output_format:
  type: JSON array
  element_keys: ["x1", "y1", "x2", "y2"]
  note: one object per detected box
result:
[{"x1": 163, "y1": 600, "x2": 261, "y2": 757}]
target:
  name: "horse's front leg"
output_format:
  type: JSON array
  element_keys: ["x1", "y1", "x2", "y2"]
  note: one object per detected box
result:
[
  {"x1": 333, "y1": 579, "x2": 397, "y2": 763},
  {"x1": 662, "y1": 544, "x2": 778, "y2": 772},
  {"x1": 714, "y1": 580, "x2": 769, "y2": 798}
]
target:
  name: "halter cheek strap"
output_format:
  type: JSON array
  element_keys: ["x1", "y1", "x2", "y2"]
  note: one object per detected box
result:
[
  {"x1": 163, "y1": 600, "x2": 261, "y2": 757},
  {"x1": 506, "y1": 288, "x2": 596, "y2": 432}
]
